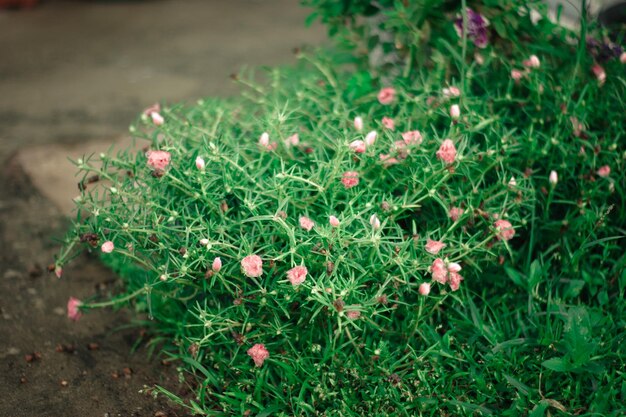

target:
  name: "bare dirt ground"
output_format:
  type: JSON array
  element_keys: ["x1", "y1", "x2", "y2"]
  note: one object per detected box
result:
[
  {"x1": 0, "y1": 159, "x2": 191, "y2": 416},
  {"x1": 0, "y1": 1, "x2": 324, "y2": 415}
]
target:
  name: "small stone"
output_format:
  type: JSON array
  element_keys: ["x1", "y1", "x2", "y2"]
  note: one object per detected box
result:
[
  {"x1": 20, "y1": 377, "x2": 27, "y2": 384},
  {"x1": 53, "y1": 307, "x2": 65, "y2": 316},
  {"x1": 3, "y1": 269, "x2": 21, "y2": 280},
  {"x1": 60, "y1": 380, "x2": 69, "y2": 387},
  {"x1": 87, "y1": 342, "x2": 99, "y2": 351}
]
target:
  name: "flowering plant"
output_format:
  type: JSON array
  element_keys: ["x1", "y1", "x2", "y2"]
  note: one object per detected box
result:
[{"x1": 56, "y1": 57, "x2": 526, "y2": 413}]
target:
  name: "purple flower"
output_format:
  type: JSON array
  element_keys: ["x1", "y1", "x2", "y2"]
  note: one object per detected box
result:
[
  {"x1": 586, "y1": 36, "x2": 623, "y2": 62},
  {"x1": 454, "y1": 8, "x2": 490, "y2": 48}
]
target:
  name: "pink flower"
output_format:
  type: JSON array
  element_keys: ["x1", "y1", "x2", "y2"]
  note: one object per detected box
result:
[
  {"x1": 511, "y1": 69, "x2": 524, "y2": 81},
  {"x1": 212, "y1": 257, "x2": 222, "y2": 273},
  {"x1": 523, "y1": 55, "x2": 540, "y2": 68},
  {"x1": 419, "y1": 283, "x2": 431, "y2": 296},
  {"x1": 370, "y1": 214, "x2": 381, "y2": 229},
  {"x1": 382, "y1": 117, "x2": 395, "y2": 130},
  {"x1": 341, "y1": 171, "x2": 359, "y2": 189},
  {"x1": 143, "y1": 103, "x2": 161, "y2": 116},
  {"x1": 377, "y1": 87, "x2": 396, "y2": 105},
  {"x1": 146, "y1": 150, "x2": 171, "y2": 170},
  {"x1": 448, "y1": 272, "x2": 463, "y2": 291},
  {"x1": 442, "y1": 86, "x2": 461, "y2": 97},
  {"x1": 449, "y1": 207, "x2": 464, "y2": 222},
  {"x1": 425, "y1": 239, "x2": 446, "y2": 255},
  {"x1": 54, "y1": 266, "x2": 63, "y2": 279},
  {"x1": 447, "y1": 262, "x2": 462, "y2": 273},
  {"x1": 285, "y1": 133, "x2": 300, "y2": 147},
  {"x1": 259, "y1": 132, "x2": 270, "y2": 147},
  {"x1": 549, "y1": 170, "x2": 558, "y2": 186},
  {"x1": 354, "y1": 116, "x2": 364, "y2": 131},
  {"x1": 349, "y1": 140, "x2": 366, "y2": 153},
  {"x1": 195, "y1": 156, "x2": 206, "y2": 170},
  {"x1": 494, "y1": 219, "x2": 515, "y2": 241},
  {"x1": 286, "y1": 265, "x2": 308, "y2": 286},
  {"x1": 379, "y1": 154, "x2": 400, "y2": 167},
  {"x1": 247, "y1": 344, "x2": 269, "y2": 367},
  {"x1": 67, "y1": 297, "x2": 83, "y2": 322},
  {"x1": 329, "y1": 215, "x2": 340, "y2": 227},
  {"x1": 621, "y1": 52, "x2": 626, "y2": 64},
  {"x1": 449, "y1": 104, "x2": 460, "y2": 119},
  {"x1": 241, "y1": 255, "x2": 263, "y2": 278},
  {"x1": 299, "y1": 216, "x2": 315, "y2": 231},
  {"x1": 101, "y1": 241, "x2": 114, "y2": 253},
  {"x1": 150, "y1": 112, "x2": 164, "y2": 126},
  {"x1": 436, "y1": 139, "x2": 457, "y2": 164},
  {"x1": 346, "y1": 308, "x2": 361, "y2": 319},
  {"x1": 365, "y1": 130, "x2": 377, "y2": 146},
  {"x1": 431, "y1": 258, "x2": 448, "y2": 284},
  {"x1": 592, "y1": 64, "x2": 606, "y2": 85},
  {"x1": 402, "y1": 130, "x2": 423, "y2": 145},
  {"x1": 597, "y1": 165, "x2": 610, "y2": 178}
]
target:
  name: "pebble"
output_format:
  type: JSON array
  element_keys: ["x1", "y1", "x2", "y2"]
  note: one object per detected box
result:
[{"x1": 3, "y1": 269, "x2": 21, "y2": 280}]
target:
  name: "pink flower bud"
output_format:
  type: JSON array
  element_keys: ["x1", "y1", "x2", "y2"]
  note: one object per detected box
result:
[
  {"x1": 212, "y1": 257, "x2": 222, "y2": 273},
  {"x1": 597, "y1": 165, "x2": 610, "y2": 178},
  {"x1": 285, "y1": 133, "x2": 300, "y2": 147},
  {"x1": 449, "y1": 207, "x2": 464, "y2": 222},
  {"x1": 241, "y1": 254, "x2": 263, "y2": 278},
  {"x1": 101, "y1": 241, "x2": 114, "y2": 253},
  {"x1": 349, "y1": 140, "x2": 366, "y2": 153},
  {"x1": 195, "y1": 156, "x2": 205, "y2": 170},
  {"x1": 377, "y1": 87, "x2": 396, "y2": 105},
  {"x1": 621, "y1": 52, "x2": 626, "y2": 64},
  {"x1": 511, "y1": 69, "x2": 524, "y2": 81},
  {"x1": 354, "y1": 116, "x2": 363, "y2": 131},
  {"x1": 247, "y1": 343, "x2": 269, "y2": 367},
  {"x1": 150, "y1": 112, "x2": 164, "y2": 126},
  {"x1": 346, "y1": 307, "x2": 361, "y2": 319},
  {"x1": 259, "y1": 132, "x2": 270, "y2": 147},
  {"x1": 299, "y1": 216, "x2": 315, "y2": 231},
  {"x1": 67, "y1": 297, "x2": 83, "y2": 321},
  {"x1": 436, "y1": 139, "x2": 457, "y2": 164},
  {"x1": 447, "y1": 262, "x2": 462, "y2": 273},
  {"x1": 54, "y1": 266, "x2": 63, "y2": 279},
  {"x1": 418, "y1": 283, "x2": 431, "y2": 296},
  {"x1": 329, "y1": 215, "x2": 340, "y2": 227},
  {"x1": 370, "y1": 214, "x2": 381, "y2": 229},
  {"x1": 286, "y1": 265, "x2": 308, "y2": 286},
  {"x1": 382, "y1": 117, "x2": 395, "y2": 130},
  {"x1": 523, "y1": 55, "x2": 540, "y2": 68},
  {"x1": 592, "y1": 64, "x2": 606, "y2": 85},
  {"x1": 425, "y1": 239, "x2": 446, "y2": 255},
  {"x1": 450, "y1": 104, "x2": 460, "y2": 119},
  {"x1": 365, "y1": 130, "x2": 377, "y2": 146},
  {"x1": 443, "y1": 86, "x2": 461, "y2": 97},
  {"x1": 199, "y1": 238, "x2": 209, "y2": 246},
  {"x1": 549, "y1": 170, "x2": 558, "y2": 186}
]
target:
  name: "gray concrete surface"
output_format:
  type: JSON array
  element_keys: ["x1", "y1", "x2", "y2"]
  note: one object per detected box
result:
[{"x1": 1, "y1": 0, "x2": 325, "y2": 214}]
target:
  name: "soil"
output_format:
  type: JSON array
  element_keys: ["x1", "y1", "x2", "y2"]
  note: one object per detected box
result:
[{"x1": 0, "y1": 158, "x2": 192, "y2": 416}]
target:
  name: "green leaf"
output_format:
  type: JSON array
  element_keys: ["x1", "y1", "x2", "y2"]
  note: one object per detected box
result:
[{"x1": 542, "y1": 357, "x2": 570, "y2": 372}]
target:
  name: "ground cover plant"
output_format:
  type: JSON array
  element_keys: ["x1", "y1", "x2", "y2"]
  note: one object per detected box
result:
[{"x1": 56, "y1": 1, "x2": 625, "y2": 415}]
